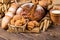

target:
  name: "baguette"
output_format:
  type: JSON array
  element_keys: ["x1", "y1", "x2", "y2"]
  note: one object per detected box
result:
[
  {"x1": 1, "y1": 3, "x2": 19, "y2": 29},
  {"x1": 8, "y1": 3, "x2": 19, "y2": 13},
  {"x1": 1, "y1": 16, "x2": 11, "y2": 29}
]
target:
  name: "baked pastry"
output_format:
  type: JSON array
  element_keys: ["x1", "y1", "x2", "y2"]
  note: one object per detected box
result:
[
  {"x1": 27, "y1": 21, "x2": 39, "y2": 30},
  {"x1": 39, "y1": 0, "x2": 52, "y2": 9},
  {"x1": 10, "y1": 15, "x2": 21, "y2": 25},
  {"x1": 15, "y1": 17, "x2": 26, "y2": 27},
  {"x1": 10, "y1": 15, "x2": 27, "y2": 27}
]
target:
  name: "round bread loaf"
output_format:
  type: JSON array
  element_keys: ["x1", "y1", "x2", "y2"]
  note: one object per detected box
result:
[{"x1": 16, "y1": 3, "x2": 45, "y2": 21}]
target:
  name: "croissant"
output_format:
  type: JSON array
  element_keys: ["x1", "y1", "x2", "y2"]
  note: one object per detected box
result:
[
  {"x1": 15, "y1": 16, "x2": 26, "y2": 26},
  {"x1": 27, "y1": 21, "x2": 39, "y2": 30},
  {"x1": 27, "y1": 21, "x2": 35, "y2": 30},
  {"x1": 15, "y1": 18, "x2": 26, "y2": 27},
  {"x1": 8, "y1": 3, "x2": 19, "y2": 13}
]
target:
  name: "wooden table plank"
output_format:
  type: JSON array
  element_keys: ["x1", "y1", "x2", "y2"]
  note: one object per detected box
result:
[{"x1": 0, "y1": 25, "x2": 60, "y2": 40}]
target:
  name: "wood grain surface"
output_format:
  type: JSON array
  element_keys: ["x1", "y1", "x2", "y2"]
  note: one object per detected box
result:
[{"x1": 0, "y1": 25, "x2": 60, "y2": 40}]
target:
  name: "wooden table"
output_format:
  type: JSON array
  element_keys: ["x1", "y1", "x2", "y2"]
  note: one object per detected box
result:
[{"x1": 0, "y1": 25, "x2": 60, "y2": 40}]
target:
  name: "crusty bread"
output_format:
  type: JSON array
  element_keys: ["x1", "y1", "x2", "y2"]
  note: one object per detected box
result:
[
  {"x1": 1, "y1": 3, "x2": 19, "y2": 29},
  {"x1": 16, "y1": 3, "x2": 45, "y2": 21}
]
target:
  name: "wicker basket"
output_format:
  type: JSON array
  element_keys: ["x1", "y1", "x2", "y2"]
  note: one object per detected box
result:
[
  {"x1": 50, "y1": 10, "x2": 60, "y2": 25},
  {"x1": 7, "y1": 23, "x2": 27, "y2": 33},
  {"x1": 7, "y1": 19, "x2": 40, "y2": 33},
  {"x1": 7, "y1": 19, "x2": 29, "y2": 33},
  {"x1": 7, "y1": 24, "x2": 40, "y2": 33}
]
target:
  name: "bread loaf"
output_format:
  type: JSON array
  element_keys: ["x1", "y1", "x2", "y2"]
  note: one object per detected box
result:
[
  {"x1": 16, "y1": 3, "x2": 45, "y2": 21},
  {"x1": 1, "y1": 3, "x2": 19, "y2": 29}
]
